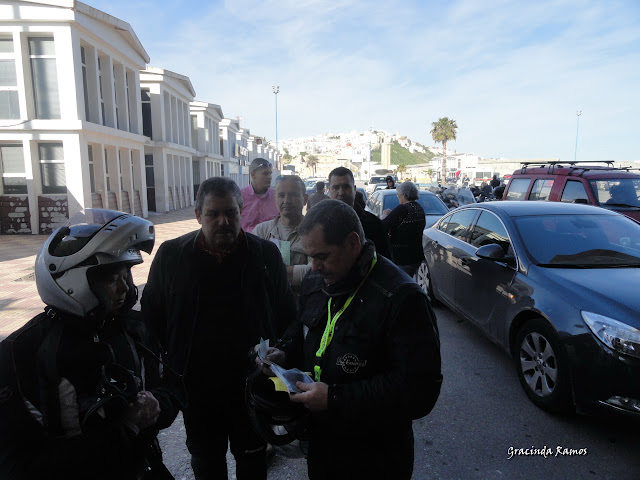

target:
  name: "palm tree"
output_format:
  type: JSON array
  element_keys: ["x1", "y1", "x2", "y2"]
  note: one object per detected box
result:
[
  {"x1": 306, "y1": 155, "x2": 319, "y2": 176},
  {"x1": 430, "y1": 117, "x2": 457, "y2": 182},
  {"x1": 396, "y1": 163, "x2": 407, "y2": 179}
]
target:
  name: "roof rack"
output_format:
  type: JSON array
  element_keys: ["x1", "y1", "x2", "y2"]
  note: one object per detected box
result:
[{"x1": 518, "y1": 160, "x2": 621, "y2": 175}]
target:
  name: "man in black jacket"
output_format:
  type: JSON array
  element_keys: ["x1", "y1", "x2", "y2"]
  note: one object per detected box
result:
[
  {"x1": 327, "y1": 167, "x2": 393, "y2": 261},
  {"x1": 263, "y1": 200, "x2": 442, "y2": 479},
  {"x1": 141, "y1": 177, "x2": 297, "y2": 480}
]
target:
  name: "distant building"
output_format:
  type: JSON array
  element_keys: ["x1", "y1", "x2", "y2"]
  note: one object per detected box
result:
[
  {"x1": 190, "y1": 100, "x2": 224, "y2": 199},
  {"x1": 139, "y1": 67, "x2": 196, "y2": 213}
]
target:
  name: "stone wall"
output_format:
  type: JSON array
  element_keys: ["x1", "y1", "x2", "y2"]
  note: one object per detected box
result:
[
  {"x1": 38, "y1": 195, "x2": 68, "y2": 234},
  {"x1": 0, "y1": 195, "x2": 32, "y2": 234}
]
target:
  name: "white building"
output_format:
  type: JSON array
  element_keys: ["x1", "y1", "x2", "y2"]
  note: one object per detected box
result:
[
  {"x1": 219, "y1": 118, "x2": 243, "y2": 186},
  {"x1": 190, "y1": 100, "x2": 224, "y2": 197},
  {"x1": 0, "y1": 0, "x2": 150, "y2": 233},
  {"x1": 139, "y1": 67, "x2": 196, "y2": 212}
]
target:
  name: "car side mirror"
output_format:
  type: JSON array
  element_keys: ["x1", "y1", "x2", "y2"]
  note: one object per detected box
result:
[
  {"x1": 476, "y1": 244, "x2": 516, "y2": 267},
  {"x1": 364, "y1": 182, "x2": 368, "y2": 185}
]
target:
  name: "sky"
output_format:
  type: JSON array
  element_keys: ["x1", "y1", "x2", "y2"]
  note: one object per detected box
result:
[{"x1": 88, "y1": 0, "x2": 640, "y2": 161}]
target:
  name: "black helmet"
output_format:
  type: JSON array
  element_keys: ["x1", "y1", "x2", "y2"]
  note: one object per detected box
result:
[
  {"x1": 385, "y1": 175, "x2": 394, "y2": 182},
  {"x1": 246, "y1": 368, "x2": 310, "y2": 457}
]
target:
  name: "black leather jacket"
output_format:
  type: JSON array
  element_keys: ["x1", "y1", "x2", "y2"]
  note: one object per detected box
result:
[
  {"x1": 281, "y1": 243, "x2": 442, "y2": 472},
  {"x1": 0, "y1": 309, "x2": 170, "y2": 480},
  {"x1": 141, "y1": 230, "x2": 297, "y2": 409}
]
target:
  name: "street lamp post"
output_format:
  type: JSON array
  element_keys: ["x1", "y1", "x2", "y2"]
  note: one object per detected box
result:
[
  {"x1": 272, "y1": 86, "x2": 279, "y2": 160},
  {"x1": 574, "y1": 110, "x2": 582, "y2": 162},
  {"x1": 368, "y1": 127, "x2": 372, "y2": 181}
]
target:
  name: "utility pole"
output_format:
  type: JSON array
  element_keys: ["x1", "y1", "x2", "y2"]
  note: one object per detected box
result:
[{"x1": 272, "y1": 86, "x2": 280, "y2": 157}]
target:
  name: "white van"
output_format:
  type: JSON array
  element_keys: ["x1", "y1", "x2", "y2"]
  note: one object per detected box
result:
[{"x1": 460, "y1": 170, "x2": 494, "y2": 186}]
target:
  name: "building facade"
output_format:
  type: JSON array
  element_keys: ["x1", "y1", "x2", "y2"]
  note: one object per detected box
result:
[
  {"x1": 0, "y1": 0, "x2": 149, "y2": 233},
  {"x1": 190, "y1": 100, "x2": 224, "y2": 199},
  {"x1": 0, "y1": 0, "x2": 279, "y2": 233},
  {"x1": 139, "y1": 67, "x2": 196, "y2": 213}
]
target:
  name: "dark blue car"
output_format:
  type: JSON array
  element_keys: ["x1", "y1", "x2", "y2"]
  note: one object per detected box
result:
[{"x1": 422, "y1": 201, "x2": 640, "y2": 416}]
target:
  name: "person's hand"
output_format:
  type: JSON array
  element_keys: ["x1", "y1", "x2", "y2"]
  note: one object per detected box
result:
[
  {"x1": 254, "y1": 346, "x2": 286, "y2": 375},
  {"x1": 382, "y1": 208, "x2": 392, "y2": 218},
  {"x1": 290, "y1": 381, "x2": 328, "y2": 412},
  {"x1": 125, "y1": 391, "x2": 160, "y2": 431}
]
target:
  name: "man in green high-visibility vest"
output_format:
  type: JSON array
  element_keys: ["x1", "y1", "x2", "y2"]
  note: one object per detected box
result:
[{"x1": 262, "y1": 199, "x2": 442, "y2": 480}]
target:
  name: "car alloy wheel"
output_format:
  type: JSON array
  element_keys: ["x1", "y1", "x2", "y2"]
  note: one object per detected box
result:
[
  {"x1": 414, "y1": 261, "x2": 429, "y2": 292},
  {"x1": 514, "y1": 318, "x2": 572, "y2": 413},
  {"x1": 413, "y1": 260, "x2": 439, "y2": 305}
]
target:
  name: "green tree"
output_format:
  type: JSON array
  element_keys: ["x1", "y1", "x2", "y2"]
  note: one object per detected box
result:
[
  {"x1": 299, "y1": 151, "x2": 307, "y2": 165},
  {"x1": 396, "y1": 163, "x2": 407, "y2": 178},
  {"x1": 427, "y1": 168, "x2": 434, "y2": 181},
  {"x1": 282, "y1": 147, "x2": 292, "y2": 164},
  {"x1": 306, "y1": 154, "x2": 319, "y2": 176},
  {"x1": 430, "y1": 117, "x2": 458, "y2": 181}
]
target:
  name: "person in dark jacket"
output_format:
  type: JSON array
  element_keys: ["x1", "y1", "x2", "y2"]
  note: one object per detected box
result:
[
  {"x1": 490, "y1": 174, "x2": 501, "y2": 188},
  {"x1": 261, "y1": 200, "x2": 442, "y2": 480},
  {"x1": 327, "y1": 166, "x2": 393, "y2": 261},
  {"x1": 0, "y1": 209, "x2": 175, "y2": 480},
  {"x1": 382, "y1": 181, "x2": 426, "y2": 276},
  {"x1": 306, "y1": 181, "x2": 330, "y2": 210},
  {"x1": 384, "y1": 175, "x2": 396, "y2": 189},
  {"x1": 141, "y1": 177, "x2": 297, "y2": 480}
]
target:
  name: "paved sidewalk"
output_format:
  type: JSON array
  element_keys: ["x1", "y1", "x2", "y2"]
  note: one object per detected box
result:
[{"x1": 0, "y1": 207, "x2": 200, "y2": 340}]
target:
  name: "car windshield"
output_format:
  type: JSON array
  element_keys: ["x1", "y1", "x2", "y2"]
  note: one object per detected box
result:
[
  {"x1": 383, "y1": 194, "x2": 449, "y2": 215},
  {"x1": 589, "y1": 178, "x2": 640, "y2": 208},
  {"x1": 515, "y1": 214, "x2": 640, "y2": 267}
]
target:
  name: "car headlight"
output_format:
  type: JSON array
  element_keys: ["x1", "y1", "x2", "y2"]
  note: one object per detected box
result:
[{"x1": 582, "y1": 311, "x2": 640, "y2": 359}]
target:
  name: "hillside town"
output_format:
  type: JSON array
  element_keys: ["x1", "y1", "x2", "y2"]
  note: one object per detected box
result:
[{"x1": 280, "y1": 130, "x2": 554, "y2": 184}]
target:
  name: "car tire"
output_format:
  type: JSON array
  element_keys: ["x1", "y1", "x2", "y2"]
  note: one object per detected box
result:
[
  {"x1": 414, "y1": 260, "x2": 439, "y2": 305},
  {"x1": 513, "y1": 318, "x2": 573, "y2": 413}
]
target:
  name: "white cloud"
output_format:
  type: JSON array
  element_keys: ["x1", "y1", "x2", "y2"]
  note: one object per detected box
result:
[{"x1": 88, "y1": 0, "x2": 640, "y2": 160}]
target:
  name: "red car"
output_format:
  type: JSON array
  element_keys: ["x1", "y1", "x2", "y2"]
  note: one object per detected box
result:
[{"x1": 502, "y1": 162, "x2": 640, "y2": 221}]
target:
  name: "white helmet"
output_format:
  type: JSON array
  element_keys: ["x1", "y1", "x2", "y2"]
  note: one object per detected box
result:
[{"x1": 35, "y1": 209, "x2": 155, "y2": 320}]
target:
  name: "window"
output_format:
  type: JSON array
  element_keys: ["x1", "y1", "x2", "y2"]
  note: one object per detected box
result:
[
  {"x1": 561, "y1": 180, "x2": 588, "y2": 203},
  {"x1": 1, "y1": 144, "x2": 26, "y2": 194},
  {"x1": 104, "y1": 147, "x2": 111, "y2": 192},
  {"x1": 30, "y1": 37, "x2": 60, "y2": 119},
  {"x1": 88, "y1": 144, "x2": 95, "y2": 193},
  {"x1": 141, "y1": 88, "x2": 152, "y2": 138},
  {"x1": 118, "y1": 150, "x2": 123, "y2": 191},
  {"x1": 193, "y1": 159, "x2": 200, "y2": 186},
  {"x1": 80, "y1": 46, "x2": 89, "y2": 121},
  {"x1": 0, "y1": 38, "x2": 19, "y2": 119},
  {"x1": 130, "y1": 151, "x2": 134, "y2": 187},
  {"x1": 443, "y1": 210, "x2": 477, "y2": 240},
  {"x1": 39, "y1": 143, "x2": 65, "y2": 194},
  {"x1": 113, "y1": 65, "x2": 119, "y2": 129},
  {"x1": 125, "y1": 70, "x2": 131, "y2": 131},
  {"x1": 505, "y1": 178, "x2": 530, "y2": 200},
  {"x1": 98, "y1": 57, "x2": 106, "y2": 125},
  {"x1": 469, "y1": 211, "x2": 510, "y2": 254},
  {"x1": 192, "y1": 115, "x2": 199, "y2": 150},
  {"x1": 163, "y1": 92, "x2": 171, "y2": 141},
  {"x1": 529, "y1": 179, "x2": 554, "y2": 201}
]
